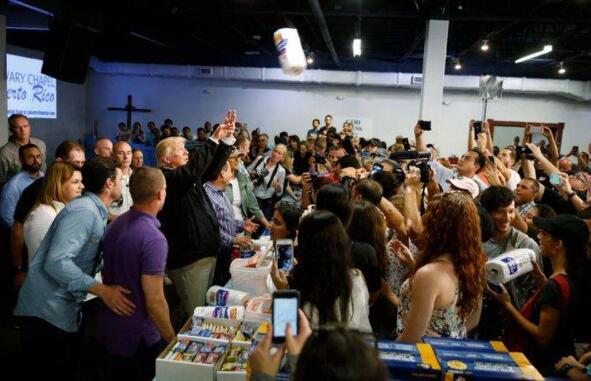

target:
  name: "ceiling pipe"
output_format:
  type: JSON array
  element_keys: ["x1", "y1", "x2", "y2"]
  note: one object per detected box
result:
[{"x1": 308, "y1": 0, "x2": 341, "y2": 67}]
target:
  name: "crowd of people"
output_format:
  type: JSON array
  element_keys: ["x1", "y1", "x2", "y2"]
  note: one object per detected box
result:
[{"x1": 1, "y1": 111, "x2": 591, "y2": 381}]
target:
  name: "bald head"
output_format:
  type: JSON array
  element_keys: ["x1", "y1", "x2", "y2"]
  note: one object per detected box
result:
[
  {"x1": 129, "y1": 167, "x2": 166, "y2": 205},
  {"x1": 94, "y1": 137, "x2": 113, "y2": 158},
  {"x1": 558, "y1": 157, "x2": 573, "y2": 174},
  {"x1": 113, "y1": 141, "x2": 132, "y2": 170}
]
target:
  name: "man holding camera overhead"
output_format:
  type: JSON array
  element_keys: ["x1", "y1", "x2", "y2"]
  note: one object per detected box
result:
[{"x1": 414, "y1": 121, "x2": 491, "y2": 193}]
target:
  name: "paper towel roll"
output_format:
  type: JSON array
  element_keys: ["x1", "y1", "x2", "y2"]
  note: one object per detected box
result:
[
  {"x1": 486, "y1": 249, "x2": 536, "y2": 284},
  {"x1": 206, "y1": 286, "x2": 249, "y2": 306},
  {"x1": 273, "y1": 28, "x2": 307, "y2": 76},
  {"x1": 193, "y1": 306, "x2": 245, "y2": 320}
]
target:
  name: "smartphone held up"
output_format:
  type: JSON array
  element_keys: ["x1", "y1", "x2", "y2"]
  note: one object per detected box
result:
[{"x1": 272, "y1": 290, "x2": 300, "y2": 344}]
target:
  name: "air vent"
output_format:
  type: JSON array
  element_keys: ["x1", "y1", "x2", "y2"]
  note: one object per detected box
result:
[
  {"x1": 196, "y1": 67, "x2": 212, "y2": 76},
  {"x1": 411, "y1": 75, "x2": 423, "y2": 85}
]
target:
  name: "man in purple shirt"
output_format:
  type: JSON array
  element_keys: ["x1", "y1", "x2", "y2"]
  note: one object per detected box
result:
[{"x1": 98, "y1": 167, "x2": 174, "y2": 381}]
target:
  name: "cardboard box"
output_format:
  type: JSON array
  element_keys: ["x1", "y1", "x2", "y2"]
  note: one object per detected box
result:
[
  {"x1": 156, "y1": 338, "x2": 226, "y2": 381},
  {"x1": 423, "y1": 337, "x2": 508, "y2": 353},
  {"x1": 177, "y1": 317, "x2": 241, "y2": 345},
  {"x1": 439, "y1": 352, "x2": 543, "y2": 380},
  {"x1": 216, "y1": 344, "x2": 249, "y2": 381},
  {"x1": 377, "y1": 341, "x2": 441, "y2": 380}
]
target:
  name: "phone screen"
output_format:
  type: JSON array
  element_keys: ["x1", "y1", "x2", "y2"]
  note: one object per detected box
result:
[
  {"x1": 273, "y1": 293, "x2": 299, "y2": 342},
  {"x1": 370, "y1": 163, "x2": 383, "y2": 176},
  {"x1": 276, "y1": 240, "x2": 294, "y2": 272},
  {"x1": 549, "y1": 173, "x2": 561, "y2": 185},
  {"x1": 530, "y1": 126, "x2": 543, "y2": 134}
]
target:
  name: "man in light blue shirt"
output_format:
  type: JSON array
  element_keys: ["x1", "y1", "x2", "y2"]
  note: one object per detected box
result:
[
  {"x1": 0, "y1": 143, "x2": 43, "y2": 228},
  {"x1": 15, "y1": 156, "x2": 136, "y2": 381}
]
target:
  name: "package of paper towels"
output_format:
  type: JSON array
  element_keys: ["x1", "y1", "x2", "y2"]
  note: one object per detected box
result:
[
  {"x1": 273, "y1": 28, "x2": 307, "y2": 76},
  {"x1": 206, "y1": 286, "x2": 249, "y2": 306},
  {"x1": 486, "y1": 249, "x2": 536, "y2": 284}
]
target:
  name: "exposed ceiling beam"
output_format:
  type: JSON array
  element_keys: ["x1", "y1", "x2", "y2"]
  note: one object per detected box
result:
[
  {"x1": 400, "y1": 29, "x2": 426, "y2": 63},
  {"x1": 308, "y1": 0, "x2": 341, "y2": 67}
]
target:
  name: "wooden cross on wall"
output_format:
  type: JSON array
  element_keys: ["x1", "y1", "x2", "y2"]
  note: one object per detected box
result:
[{"x1": 107, "y1": 95, "x2": 151, "y2": 130}]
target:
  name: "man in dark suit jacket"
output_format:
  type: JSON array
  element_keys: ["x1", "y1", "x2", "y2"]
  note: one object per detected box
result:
[{"x1": 156, "y1": 111, "x2": 237, "y2": 316}]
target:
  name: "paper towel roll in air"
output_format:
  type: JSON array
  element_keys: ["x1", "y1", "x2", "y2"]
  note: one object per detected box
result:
[
  {"x1": 206, "y1": 286, "x2": 249, "y2": 306},
  {"x1": 486, "y1": 249, "x2": 536, "y2": 284},
  {"x1": 273, "y1": 28, "x2": 307, "y2": 76}
]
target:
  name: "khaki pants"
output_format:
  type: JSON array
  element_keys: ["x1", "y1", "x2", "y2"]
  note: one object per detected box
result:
[{"x1": 168, "y1": 257, "x2": 217, "y2": 316}]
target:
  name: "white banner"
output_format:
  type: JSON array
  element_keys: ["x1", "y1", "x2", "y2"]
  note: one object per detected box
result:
[{"x1": 7, "y1": 54, "x2": 57, "y2": 119}]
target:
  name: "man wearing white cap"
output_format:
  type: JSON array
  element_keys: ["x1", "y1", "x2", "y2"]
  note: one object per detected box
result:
[{"x1": 446, "y1": 177, "x2": 480, "y2": 199}]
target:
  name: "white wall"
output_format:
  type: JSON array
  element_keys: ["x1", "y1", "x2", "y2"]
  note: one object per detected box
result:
[
  {"x1": 6, "y1": 45, "x2": 87, "y2": 160},
  {"x1": 86, "y1": 70, "x2": 591, "y2": 156}
]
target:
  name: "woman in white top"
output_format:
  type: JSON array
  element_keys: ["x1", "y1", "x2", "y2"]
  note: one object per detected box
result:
[
  {"x1": 247, "y1": 144, "x2": 287, "y2": 220},
  {"x1": 24, "y1": 162, "x2": 84, "y2": 262},
  {"x1": 272, "y1": 210, "x2": 372, "y2": 332}
]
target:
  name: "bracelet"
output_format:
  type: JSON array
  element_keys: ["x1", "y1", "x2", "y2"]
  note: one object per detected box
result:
[{"x1": 567, "y1": 192, "x2": 577, "y2": 200}]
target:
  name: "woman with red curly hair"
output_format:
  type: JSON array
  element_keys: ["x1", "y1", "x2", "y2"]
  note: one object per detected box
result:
[{"x1": 395, "y1": 192, "x2": 486, "y2": 342}]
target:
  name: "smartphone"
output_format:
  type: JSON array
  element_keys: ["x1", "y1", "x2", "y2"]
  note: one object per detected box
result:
[
  {"x1": 487, "y1": 281, "x2": 503, "y2": 294},
  {"x1": 418, "y1": 120, "x2": 431, "y2": 131},
  {"x1": 549, "y1": 173, "x2": 561, "y2": 186},
  {"x1": 530, "y1": 126, "x2": 544, "y2": 134},
  {"x1": 573, "y1": 146, "x2": 579, "y2": 153},
  {"x1": 448, "y1": 156, "x2": 459, "y2": 165},
  {"x1": 488, "y1": 155, "x2": 495, "y2": 164},
  {"x1": 371, "y1": 163, "x2": 383, "y2": 176},
  {"x1": 473, "y1": 121, "x2": 482, "y2": 136},
  {"x1": 275, "y1": 239, "x2": 294, "y2": 272},
  {"x1": 272, "y1": 290, "x2": 300, "y2": 343},
  {"x1": 402, "y1": 138, "x2": 411, "y2": 151}
]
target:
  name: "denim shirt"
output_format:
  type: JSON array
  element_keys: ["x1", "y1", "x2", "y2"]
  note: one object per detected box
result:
[{"x1": 14, "y1": 192, "x2": 108, "y2": 332}]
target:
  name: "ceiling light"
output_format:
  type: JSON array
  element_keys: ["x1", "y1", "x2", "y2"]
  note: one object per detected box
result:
[
  {"x1": 558, "y1": 62, "x2": 566, "y2": 75},
  {"x1": 515, "y1": 45, "x2": 553, "y2": 64},
  {"x1": 307, "y1": 56, "x2": 314, "y2": 64},
  {"x1": 454, "y1": 59, "x2": 462, "y2": 70},
  {"x1": 353, "y1": 38, "x2": 362, "y2": 57},
  {"x1": 481, "y1": 40, "x2": 490, "y2": 52}
]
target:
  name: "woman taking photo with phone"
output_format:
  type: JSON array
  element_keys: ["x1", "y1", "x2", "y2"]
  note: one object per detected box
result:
[{"x1": 271, "y1": 210, "x2": 371, "y2": 332}]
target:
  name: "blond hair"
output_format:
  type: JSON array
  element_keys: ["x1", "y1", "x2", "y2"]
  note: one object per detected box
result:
[
  {"x1": 37, "y1": 162, "x2": 77, "y2": 210},
  {"x1": 156, "y1": 137, "x2": 186, "y2": 167}
]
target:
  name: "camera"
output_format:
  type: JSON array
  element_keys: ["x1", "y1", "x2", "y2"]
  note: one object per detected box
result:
[
  {"x1": 473, "y1": 121, "x2": 483, "y2": 136},
  {"x1": 390, "y1": 151, "x2": 431, "y2": 161},
  {"x1": 249, "y1": 167, "x2": 270, "y2": 186},
  {"x1": 408, "y1": 160, "x2": 430, "y2": 183},
  {"x1": 515, "y1": 145, "x2": 534, "y2": 160}
]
